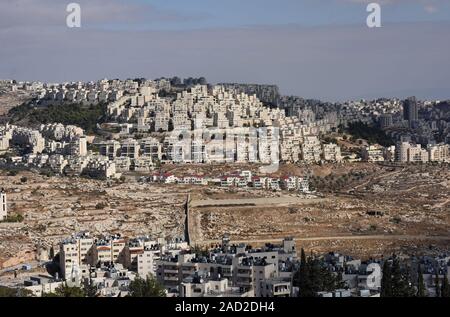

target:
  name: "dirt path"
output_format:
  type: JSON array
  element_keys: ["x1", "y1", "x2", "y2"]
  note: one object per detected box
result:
[
  {"x1": 190, "y1": 197, "x2": 328, "y2": 208},
  {"x1": 194, "y1": 234, "x2": 450, "y2": 246}
]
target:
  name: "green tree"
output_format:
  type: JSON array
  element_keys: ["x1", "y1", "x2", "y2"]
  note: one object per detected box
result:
[
  {"x1": 391, "y1": 258, "x2": 404, "y2": 296},
  {"x1": 403, "y1": 265, "x2": 416, "y2": 297},
  {"x1": 308, "y1": 257, "x2": 322, "y2": 294},
  {"x1": 0, "y1": 286, "x2": 33, "y2": 297},
  {"x1": 128, "y1": 275, "x2": 166, "y2": 297},
  {"x1": 381, "y1": 261, "x2": 393, "y2": 297},
  {"x1": 9, "y1": 102, "x2": 108, "y2": 135},
  {"x1": 346, "y1": 121, "x2": 394, "y2": 147},
  {"x1": 49, "y1": 246, "x2": 55, "y2": 260},
  {"x1": 83, "y1": 280, "x2": 98, "y2": 297},
  {"x1": 390, "y1": 258, "x2": 414, "y2": 297},
  {"x1": 297, "y1": 249, "x2": 313, "y2": 297},
  {"x1": 435, "y1": 274, "x2": 441, "y2": 297},
  {"x1": 296, "y1": 250, "x2": 345, "y2": 297},
  {"x1": 416, "y1": 265, "x2": 426, "y2": 297},
  {"x1": 44, "y1": 285, "x2": 85, "y2": 297},
  {"x1": 441, "y1": 275, "x2": 450, "y2": 298}
]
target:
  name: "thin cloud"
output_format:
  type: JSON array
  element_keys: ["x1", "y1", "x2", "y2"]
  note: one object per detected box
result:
[
  {"x1": 0, "y1": 0, "x2": 204, "y2": 30},
  {"x1": 341, "y1": 0, "x2": 441, "y2": 14},
  {"x1": 1, "y1": 22, "x2": 449, "y2": 101}
]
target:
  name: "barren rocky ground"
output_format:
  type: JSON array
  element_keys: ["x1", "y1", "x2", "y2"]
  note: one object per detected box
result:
[
  {"x1": 0, "y1": 163, "x2": 449, "y2": 267},
  {"x1": 189, "y1": 163, "x2": 450, "y2": 258},
  {"x1": 0, "y1": 171, "x2": 187, "y2": 268}
]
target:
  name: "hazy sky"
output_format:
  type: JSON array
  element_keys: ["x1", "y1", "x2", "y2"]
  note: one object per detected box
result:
[{"x1": 1, "y1": 0, "x2": 450, "y2": 101}]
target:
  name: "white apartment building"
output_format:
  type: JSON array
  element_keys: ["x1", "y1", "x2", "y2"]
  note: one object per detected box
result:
[
  {"x1": 59, "y1": 232, "x2": 95, "y2": 278},
  {"x1": 302, "y1": 136, "x2": 322, "y2": 163},
  {"x1": 99, "y1": 140, "x2": 121, "y2": 160},
  {"x1": 408, "y1": 144, "x2": 429, "y2": 163},
  {"x1": 181, "y1": 276, "x2": 253, "y2": 297},
  {"x1": 259, "y1": 278, "x2": 292, "y2": 297},
  {"x1": 281, "y1": 176, "x2": 309, "y2": 193},
  {"x1": 92, "y1": 237, "x2": 127, "y2": 265},
  {"x1": 362, "y1": 145, "x2": 385, "y2": 162},
  {"x1": 428, "y1": 144, "x2": 450, "y2": 162},
  {"x1": 137, "y1": 247, "x2": 161, "y2": 279},
  {"x1": 84, "y1": 158, "x2": 117, "y2": 179},
  {"x1": 24, "y1": 276, "x2": 64, "y2": 297},
  {"x1": 11, "y1": 127, "x2": 45, "y2": 154},
  {"x1": 40, "y1": 123, "x2": 84, "y2": 141},
  {"x1": 69, "y1": 136, "x2": 87, "y2": 157},
  {"x1": 396, "y1": 142, "x2": 429, "y2": 163},
  {"x1": 0, "y1": 133, "x2": 11, "y2": 151},
  {"x1": 133, "y1": 157, "x2": 153, "y2": 172},
  {"x1": 396, "y1": 142, "x2": 410, "y2": 162},
  {"x1": 322, "y1": 143, "x2": 342, "y2": 162},
  {"x1": 48, "y1": 154, "x2": 68, "y2": 173},
  {"x1": 113, "y1": 157, "x2": 131, "y2": 172}
]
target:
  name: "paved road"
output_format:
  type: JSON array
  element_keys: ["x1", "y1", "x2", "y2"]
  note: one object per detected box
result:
[{"x1": 195, "y1": 235, "x2": 450, "y2": 246}]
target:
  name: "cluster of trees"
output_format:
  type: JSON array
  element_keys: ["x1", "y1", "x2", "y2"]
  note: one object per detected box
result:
[
  {"x1": 309, "y1": 171, "x2": 367, "y2": 192},
  {"x1": 380, "y1": 258, "x2": 417, "y2": 297},
  {"x1": 381, "y1": 257, "x2": 450, "y2": 297},
  {"x1": 345, "y1": 122, "x2": 394, "y2": 147},
  {"x1": 43, "y1": 280, "x2": 99, "y2": 297},
  {"x1": 168, "y1": 76, "x2": 207, "y2": 87},
  {"x1": 127, "y1": 275, "x2": 166, "y2": 297},
  {"x1": 434, "y1": 273, "x2": 450, "y2": 298},
  {"x1": 9, "y1": 102, "x2": 107, "y2": 134},
  {"x1": 295, "y1": 249, "x2": 346, "y2": 297},
  {"x1": 0, "y1": 286, "x2": 33, "y2": 297},
  {"x1": 44, "y1": 285, "x2": 88, "y2": 297}
]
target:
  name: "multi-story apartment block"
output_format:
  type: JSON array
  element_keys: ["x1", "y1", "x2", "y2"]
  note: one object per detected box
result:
[
  {"x1": 11, "y1": 127, "x2": 45, "y2": 154},
  {"x1": 396, "y1": 142, "x2": 410, "y2": 162},
  {"x1": 140, "y1": 138, "x2": 163, "y2": 161},
  {"x1": 428, "y1": 143, "x2": 450, "y2": 162},
  {"x1": 74, "y1": 235, "x2": 128, "y2": 268},
  {"x1": 180, "y1": 275, "x2": 254, "y2": 297},
  {"x1": 396, "y1": 142, "x2": 429, "y2": 163},
  {"x1": 136, "y1": 247, "x2": 161, "y2": 279},
  {"x1": 322, "y1": 143, "x2": 342, "y2": 162},
  {"x1": 280, "y1": 176, "x2": 309, "y2": 193},
  {"x1": 0, "y1": 134, "x2": 9, "y2": 152},
  {"x1": 259, "y1": 278, "x2": 292, "y2": 297},
  {"x1": 302, "y1": 136, "x2": 322, "y2": 163},
  {"x1": 408, "y1": 144, "x2": 429, "y2": 163},
  {"x1": 59, "y1": 232, "x2": 95, "y2": 278},
  {"x1": 113, "y1": 157, "x2": 131, "y2": 172},
  {"x1": 84, "y1": 157, "x2": 117, "y2": 179},
  {"x1": 362, "y1": 145, "x2": 385, "y2": 162},
  {"x1": 48, "y1": 154, "x2": 68, "y2": 173},
  {"x1": 69, "y1": 136, "x2": 87, "y2": 157},
  {"x1": 99, "y1": 140, "x2": 121, "y2": 160}
]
